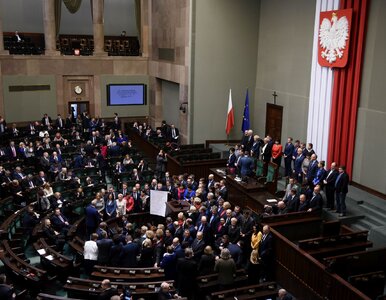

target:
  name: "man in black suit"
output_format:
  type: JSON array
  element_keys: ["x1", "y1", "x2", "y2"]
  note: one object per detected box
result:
[
  {"x1": 176, "y1": 248, "x2": 198, "y2": 299},
  {"x1": 307, "y1": 185, "x2": 323, "y2": 213},
  {"x1": 191, "y1": 231, "x2": 205, "y2": 260},
  {"x1": 41, "y1": 113, "x2": 52, "y2": 128},
  {"x1": 85, "y1": 200, "x2": 101, "y2": 239},
  {"x1": 97, "y1": 279, "x2": 119, "y2": 300},
  {"x1": 7, "y1": 141, "x2": 19, "y2": 161},
  {"x1": 307, "y1": 154, "x2": 319, "y2": 188},
  {"x1": 97, "y1": 231, "x2": 113, "y2": 265},
  {"x1": 284, "y1": 188, "x2": 300, "y2": 213},
  {"x1": 55, "y1": 114, "x2": 64, "y2": 130},
  {"x1": 259, "y1": 225, "x2": 274, "y2": 281},
  {"x1": 168, "y1": 124, "x2": 180, "y2": 144},
  {"x1": 335, "y1": 166, "x2": 349, "y2": 217},
  {"x1": 51, "y1": 208, "x2": 70, "y2": 235},
  {"x1": 283, "y1": 137, "x2": 295, "y2": 177},
  {"x1": 297, "y1": 194, "x2": 309, "y2": 212},
  {"x1": 324, "y1": 162, "x2": 338, "y2": 210},
  {"x1": 119, "y1": 235, "x2": 140, "y2": 268},
  {"x1": 36, "y1": 171, "x2": 48, "y2": 186}
]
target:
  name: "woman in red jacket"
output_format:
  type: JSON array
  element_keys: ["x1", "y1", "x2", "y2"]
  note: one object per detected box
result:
[{"x1": 271, "y1": 138, "x2": 283, "y2": 168}]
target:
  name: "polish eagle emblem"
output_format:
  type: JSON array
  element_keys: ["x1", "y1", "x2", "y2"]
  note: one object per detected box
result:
[{"x1": 318, "y1": 9, "x2": 352, "y2": 68}]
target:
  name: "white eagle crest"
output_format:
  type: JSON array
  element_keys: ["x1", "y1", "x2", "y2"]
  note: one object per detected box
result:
[{"x1": 319, "y1": 12, "x2": 349, "y2": 63}]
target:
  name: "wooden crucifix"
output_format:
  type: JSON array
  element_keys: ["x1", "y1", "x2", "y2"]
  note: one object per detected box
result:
[{"x1": 272, "y1": 91, "x2": 278, "y2": 105}]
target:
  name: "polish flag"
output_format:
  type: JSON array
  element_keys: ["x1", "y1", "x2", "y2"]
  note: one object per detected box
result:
[{"x1": 225, "y1": 89, "x2": 234, "y2": 135}]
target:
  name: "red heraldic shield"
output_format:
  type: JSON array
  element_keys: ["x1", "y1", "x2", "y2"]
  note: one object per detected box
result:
[{"x1": 318, "y1": 9, "x2": 352, "y2": 68}]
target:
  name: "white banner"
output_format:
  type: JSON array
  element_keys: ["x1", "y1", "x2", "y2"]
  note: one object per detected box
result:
[{"x1": 150, "y1": 190, "x2": 168, "y2": 217}]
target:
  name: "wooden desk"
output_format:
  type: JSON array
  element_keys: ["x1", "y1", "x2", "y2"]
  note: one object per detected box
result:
[
  {"x1": 91, "y1": 265, "x2": 165, "y2": 282},
  {"x1": 210, "y1": 168, "x2": 274, "y2": 211},
  {"x1": 166, "y1": 200, "x2": 190, "y2": 217}
]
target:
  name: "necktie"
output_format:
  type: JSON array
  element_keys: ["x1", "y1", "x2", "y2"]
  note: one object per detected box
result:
[
  {"x1": 12, "y1": 147, "x2": 16, "y2": 157},
  {"x1": 59, "y1": 215, "x2": 65, "y2": 223},
  {"x1": 30, "y1": 181, "x2": 34, "y2": 188}
]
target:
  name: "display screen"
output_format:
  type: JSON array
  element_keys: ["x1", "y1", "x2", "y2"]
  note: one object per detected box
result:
[{"x1": 107, "y1": 84, "x2": 146, "y2": 106}]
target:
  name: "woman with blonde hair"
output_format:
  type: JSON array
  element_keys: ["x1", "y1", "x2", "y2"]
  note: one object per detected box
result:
[{"x1": 247, "y1": 249, "x2": 261, "y2": 284}]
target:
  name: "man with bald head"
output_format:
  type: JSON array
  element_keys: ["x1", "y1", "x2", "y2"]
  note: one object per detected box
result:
[{"x1": 97, "y1": 279, "x2": 119, "y2": 300}]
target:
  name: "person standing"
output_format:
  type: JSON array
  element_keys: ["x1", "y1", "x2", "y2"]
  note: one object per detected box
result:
[
  {"x1": 283, "y1": 137, "x2": 295, "y2": 177},
  {"x1": 335, "y1": 166, "x2": 349, "y2": 217},
  {"x1": 176, "y1": 248, "x2": 197, "y2": 300},
  {"x1": 214, "y1": 248, "x2": 237, "y2": 289},
  {"x1": 271, "y1": 139, "x2": 283, "y2": 168},
  {"x1": 324, "y1": 162, "x2": 338, "y2": 210},
  {"x1": 156, "y1": 150, "x2": 167, "y2": 180}
]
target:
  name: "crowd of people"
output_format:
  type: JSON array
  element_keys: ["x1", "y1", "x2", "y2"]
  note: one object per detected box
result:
[
  {"x1": 228, "y1": 130, "x2": 350, "y2": 217},
  {"x1": 0, "y1": 114, "x2": 304, "y2": 299}
]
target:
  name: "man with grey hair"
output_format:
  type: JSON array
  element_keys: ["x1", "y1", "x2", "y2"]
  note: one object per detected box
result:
[
  {"x1": 97, "y1": 279, "x2": 119, "y2": 300},
  {"x1": 158, "y1": 281, "x2": 181, "y2": 299},
  {"x1": 214, "y1": 248, "x2": 236, "y2": 289},
  {"x1": 176, "y1": 248, "x2": 197, "y2": 299}
]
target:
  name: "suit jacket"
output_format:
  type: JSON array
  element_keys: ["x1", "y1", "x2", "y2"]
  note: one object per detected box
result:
[
  {"x1": 97, "y1": 238, "x2": 113, "y2": 265},
  {"x1": 284, "y1": 142, "x2": 295, "y2": 158},
  {"x1": 308, "y1": 193, "x2": 323, "y2": 212},
  {"x1": 238, "y1": 156, "x2": 254, "y2": 177},
  {"x1": 160, "y1": 253, "x2": 177, "y2": 280},
  {"x1": 285, "y1": 195, "x2": 300, "y2": 213},
  {"x1": 41, "y1": 116, "x2": 52, "y2": 126},
  {"x1": 325, "y1": 169, "x2": 338, "y2": 188},
  {"x1": 51, "y1": 214, "x2": 69, "y2": 231},
  {"x1": 259, "y1": 233, "x2": 273, "y2": 262},
  {"x1": 298, "y1": 201, "x2": 308, "y2": 212},
  {"x1": 85, "y1": 205, "x2": 101, "y2": 228},
  {"x1": 176, "y1": 257, "x2": 198, "y2": 294},
  {"x1": 294, "y1": 154, "x2": 305, "y2": 174},
  {"x1": 307, "y1": 160, "x2": 319, "y2": 181},
  {"x1": 335, "y1": 172, "x2": 349, "y2": 194},
  {"x1": 191, "y1": 238, "x2": 205, "y2": 258}
]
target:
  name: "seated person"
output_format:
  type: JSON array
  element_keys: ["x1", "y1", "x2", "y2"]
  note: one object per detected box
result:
[
  {"x1": 51, "y1": 208, "x2": 71, "y2": 236},
  {"x1": 42, "y1": 218, "x2": 65, "y2": 251}
]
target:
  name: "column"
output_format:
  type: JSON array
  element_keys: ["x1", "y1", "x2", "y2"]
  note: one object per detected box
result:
[
  {"x1": 0, "y1": 9, "x2": 9, "y2": 55},
  {"x1": 42, "y1": 0, "x2": 59, "y2": 55},
  {"x1": 92, "y1": 0, "x2": 106, "y2": 56}
]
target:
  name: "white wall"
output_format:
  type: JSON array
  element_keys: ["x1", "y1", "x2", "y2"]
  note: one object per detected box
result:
[
  {"x1": 254, "y1": 0, "x2": 315, "y2": 143},
  {"x1": 191, "y1": 0, "x2": 260, "y2": 143}
]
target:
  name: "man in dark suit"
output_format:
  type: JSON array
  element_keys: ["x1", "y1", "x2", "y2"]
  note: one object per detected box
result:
[
  {"x1": 55, "y1": 114, "x2": 64, "y2": 130},
  {"x1": 41, "y1": 113, "x2": 52, "y2": 128},
  {"x1": 324, "y1": 162, "x2": 338, "y2": 210},
  {"x1": 85, "y1": 200, "x2": 101, "y2": 239},
  {"x1": 284, "y1": 188, "x2": 300, "y2": 213},
  {"x1": 307, "y1": 154, "x2": 319, "y2": 188},
  {"x1": 168, "y1": 124, "x2": 180, "y2": 144},
  {"x1": 283, "y1": 137, "x2": 295, "y2": 177},
  {"x1": 259, "y1": 225, "x2": 274, "y2": 281},
  {"x1": 251, "y1": 135, "x2": 262, "y2": 161},
  {"x1": 7, "y1": 141, "x2": 19, "y2": 161},
  {"x1": 191, "y1": 231, "x2": 205, "y2": 260},
  {"x1": 176, "y1": 248, "x2": 198, "y2": 299},
  {"x1": 97, "y1": 279, "x2": 119, "y2": 300},
  {"x1": 237, "y1": 151, "x2": 254, "y2": 178},
  {"x1": 335, "y1": 166, "x2": 349, "y2": 217},
  {"x1": 51, "y1": 208, "x2": 70, "y2": 235},
  {"x1": 36, "y1": 171, "x2": 48, "y2": 186},
  {"x1": 218, "y1": 180, "x2": 228, "y2": 201},
  {"x1": 293, "y1": 148, "x2": 305, "y2": 184},
  {"x1": 97, "y1": 231, "x2": 113, "y2": 265},
  {"x1": 307, "y1": 185, "x2": 323, "y2": 213},
  {"x1": 297, "y1": 194, "x2": 309, "y2": 212},
  {"x1": 119, "y1": 235, "x2": 140, "y2": 267}
]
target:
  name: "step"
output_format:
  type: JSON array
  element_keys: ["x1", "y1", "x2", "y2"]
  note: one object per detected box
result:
[
  {"x1": 355, "y1": 218, "x2": 383, "y2": 230},
  {"x1": 356, "y1": 204, "x2": 386, "y2": 226},
  {"x1": 360, "y1": 201, "x2": 386, "y2": 216}
]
